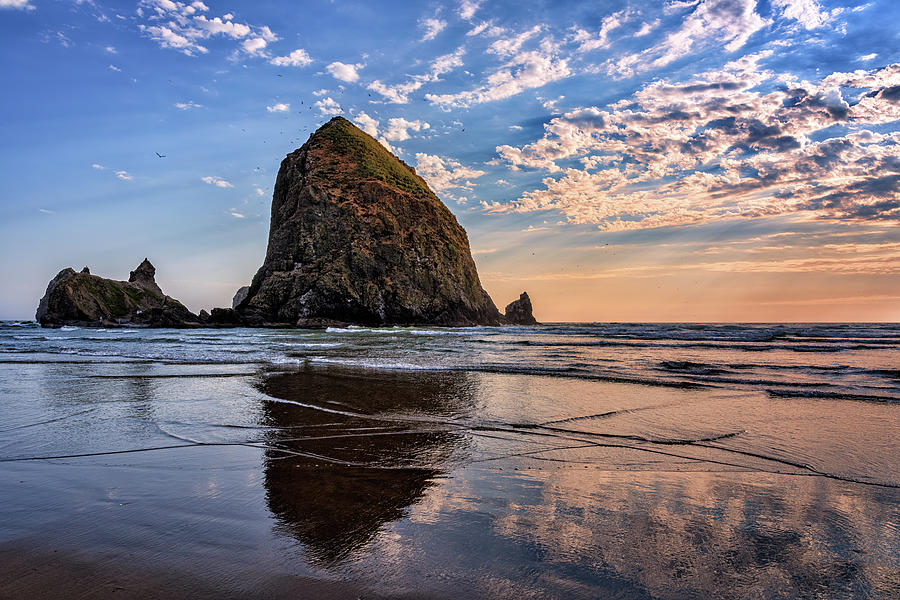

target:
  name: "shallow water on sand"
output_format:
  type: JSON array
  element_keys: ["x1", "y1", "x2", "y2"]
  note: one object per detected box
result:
[{"x1": 0, "y1": 322, "x2": 898, "y2": 598}]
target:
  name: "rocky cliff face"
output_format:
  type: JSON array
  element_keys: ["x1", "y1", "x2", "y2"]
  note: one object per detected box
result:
[
  {"x1": 237, "y1": 116, "x2": 503, "y2": 326},
  {"x1": 504, "y1": 291, "x2": 537, "y2": 325},
  {"x1": 36, "y1": 259, "x2": 200, "y2": 327}
]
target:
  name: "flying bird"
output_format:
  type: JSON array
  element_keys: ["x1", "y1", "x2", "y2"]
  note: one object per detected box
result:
[{"x1": 155, "y1": 152, "x2": 166, "y2": 158}]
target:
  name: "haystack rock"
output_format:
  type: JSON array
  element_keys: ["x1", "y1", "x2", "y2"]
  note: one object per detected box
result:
[
  {"x1": 36, "y1": 259, "x2": 200, "y2": 327},
  {"x1": 504, "y1": 291, "x2": 537, "y2": 325},
  {"x1": 237, "y1": 116, "x2": 505, "y2": 327}
]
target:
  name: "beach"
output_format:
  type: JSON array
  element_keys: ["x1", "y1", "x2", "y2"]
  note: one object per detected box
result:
[{"x1": 1, "y1": 322, "x2": 898, "y2": 598}]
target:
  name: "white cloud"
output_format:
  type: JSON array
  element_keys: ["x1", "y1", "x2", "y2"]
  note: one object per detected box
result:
[
  {"x1": 314, "y1": 97, "x2": 342, "y2": 115},
  {"x1": 193, "y1": 15, "x2": 250, "y2": 38},
  {"x1": 108, "y1": 64, "x2": 121, "y2": 72},
  {"x1": 230, "y1": 211, "x2": 245, "y2": 218},
  {"x1": 415, "y1": 153, "x2": 486, "y2": 192},
  {"x1": 0, "y1": 0, "x2": 35, "y2": 9},
  {"x1": 603, "y1": 0, "x2": 770, "y2": 78},
  {"x1": 368, "y1": 47, "x2": 465, "y2": 104},
  {"x1": 269, "y1": 48, "x2": 312, "y2": 67},
  {"x1": 571, "y1": 9, "x2": 633, "y2": 52},
  {"x1": 201, "y1": 176, "x2": 233, "y2": 188},
  {"x1": 490, "y1": 60, "x2": 900, "y2": 231},
  {"x1": 115, "y1": 170, "x2": 133, "y2": 181},
  {"x1": 175, "y1": 100, "x2": 203, "y2": 109},
  {"x1": 420, "y1": 17, "x2": 447, "y2": 41},
  {"x1": 266, "y1": 102, "x2": 289, "y2": 113},
  {"x1": 459, "y1": 0, "x2": 480, "y2": 20},
  {"x1": 859, "y1": 53, "x2": 877, "y2": 62},
  {"x1": 427, "y1": 40, "x2": 570, "y2": 108},
  {"x1": 136, "y1": 1, "x2": 277, "y2": 57},
  {"x1": 241, "y1": 37, "x2": 267, "y2": 55},
  {"x1": 383, "y1": 118, "x2": 430, "y2": 141},
  {"x1": 326, "y1": 61, "x2": 361, "y2": 82},
  {"x1": 38, "y1": 208, "x2": 56, "y2": 214},
  {"x1": 634, "y1": 19, "x2": 660, "y2": 37},
  {"x1": 254, "y1": 187, "x2": 264, "y2": 196},
  {"x1": 91, "y1": 163, "x2": 105, "y2": 170},
  {"x1": 771, "y1": 0, "x2": 836, "y2": 30},
  {"x1": 312, "y1": 88, "x2": 329, "y2": 96},
  {"x1": 104, "y1": 45, "x2": 117, "y2": 53}
]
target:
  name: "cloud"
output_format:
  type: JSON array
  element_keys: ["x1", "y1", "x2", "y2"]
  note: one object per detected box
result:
[
  {"x1": 571, "y1": 9, "x2": 633, "y2": 52},
  {"x1": 383, "y1": 118, "x2": 430, "y2": 141},
  {"x1": 771, "y1": 0, "x2": 837, "y2": 30},
  {"x1": 104, "y1": 45, "x2": 117, "y2": 53},
  {"x1": 175, "y1": 100, "x2": 203, "y2": 109},
  {"x1": 241, "y1": 37, "x2": 267, "y2": 55},
  {"x1": 266, "y1": 102, "x2": 289, "y2": 113},
  {"x1": 115, "y1": 170, "x2": 133, "y2": 181},
  {"x1": 522, "y1": 225, "x2": 549, "y2": 232},
  {"x1": 368, "y1": 47, "x2": 464, "y2": 104},
  {"x1": 269, "y1": 48, "x2": 312, "y2": 67},
  {"x1": 859, "y1": 53, "x2": 877, "y2": 62},
  {"x1": 634, "y1": 19, "x2": 660, "y2": 37},
  {"x1": 92, "y1": 163, "x2": 105, "y2": 170},
  {"x1": 427, "y1": 36, "x2": 570, "y2": 108},
  {"x1": 472, "y1": 247, "x2": 498, "y2": 255},
  {"x1": 136, "y1": 1, "x2": 277, "y2": 57},
  {"x1": 230, "y1": 211, "x2": 244, "y2": 218},
  {"x1": 420, "y1": 17, "x2": 447, "y2": 41},
  {"x1": 415, "y1": 153, "x2": 486, "y2": 192},
  {"x1": 458, "y1": 0, "x2": 480, "y2": 20},
  {"x1": 254, "y1": 187, "x2": 264, "y2": 196},
  {"x1": 326, "y1": 61, "x2": 361, "y2": 82},
  {"x1": 603, "y1": 0, "x2": 770, "y2": 78},
  {"x1": 490, "y1": 60, "x2": 900, "y2": 231},
  {"x1": 314, "y1": 97, "x2": 341, "y2": 115},
  {"x1": 108, "y1": 64, "x2": 121, "y2": 72},
  {"x1": 201, "y1": 176, "x2": 233, "y2": 188},
  {"x1": 0, "y1": 0, "x2": 35, "y2": 9},
  {"x1": 38, "y1": 208, "x2": 55, "y2": 214}
]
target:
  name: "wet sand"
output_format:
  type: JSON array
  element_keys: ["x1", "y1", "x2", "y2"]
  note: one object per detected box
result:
[
  {"x1": 2, "y1": 357, "x2": 899, "y2": 598},
  {"x1": 0, "y1": 542, "x2": 385, "y2": 600}
]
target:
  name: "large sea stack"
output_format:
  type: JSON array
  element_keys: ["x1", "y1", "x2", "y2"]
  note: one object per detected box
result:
[{"x1": 237, "y1": 116, "x2": 503, "y2": 327}]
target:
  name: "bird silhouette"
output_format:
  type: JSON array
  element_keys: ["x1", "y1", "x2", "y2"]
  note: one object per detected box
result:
[{"x1": 155, "y1": 152, "x2": 166, "y2": 158}]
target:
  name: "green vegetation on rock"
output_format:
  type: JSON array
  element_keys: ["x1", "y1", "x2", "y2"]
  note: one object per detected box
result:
[{"x1": 311, "y1": 117, "x2": 434, "y2": 198}]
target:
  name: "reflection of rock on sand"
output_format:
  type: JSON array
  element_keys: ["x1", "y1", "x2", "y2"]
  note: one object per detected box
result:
[{"x1": 258, "y1": 367, "x2": 478, "y2": 565}]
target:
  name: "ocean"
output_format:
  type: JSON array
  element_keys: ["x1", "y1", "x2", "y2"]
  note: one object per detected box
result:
[{"x1": 1, "y1": 321, "x2": 898, "y2": 598}]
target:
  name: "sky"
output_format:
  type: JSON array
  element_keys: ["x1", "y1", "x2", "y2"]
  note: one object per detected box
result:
[{"x1": 1, "y1": 0, "x2": 898, "y2": 322}]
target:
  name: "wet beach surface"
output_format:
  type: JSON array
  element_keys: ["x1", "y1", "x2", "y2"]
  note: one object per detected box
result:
[{"x1": 1, "y1": 323, "x2": 899, "y2": 598}]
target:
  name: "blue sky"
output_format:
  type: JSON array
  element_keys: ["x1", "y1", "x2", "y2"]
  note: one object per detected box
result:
[{"x1": 1, "y1": 0, "x2": 898, "y2": 321}]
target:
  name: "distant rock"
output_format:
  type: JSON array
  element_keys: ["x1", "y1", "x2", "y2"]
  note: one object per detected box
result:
[
  {"x1": 232, "y1": 286, "x2": 250, "y2": 310},
  {"x1": 238, "y1": 116, "x2": 503, "y2": 327},
  {"x1": 504, "y1": 292, "x2": 537, "y2": 325},
  {"x1": 36, "y1": 259, "x2": 200, "y2": 328},
  {"x1": 208, "y1": 307, "x2": 242, "y2": 326}
]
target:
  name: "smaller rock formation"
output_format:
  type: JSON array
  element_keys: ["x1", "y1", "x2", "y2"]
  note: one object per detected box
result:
[
  {"x1": 36, "y1": 259, "x2": 200, "y2": 328},
  {"x1": 504, "y1": 291, "x2": 537, "y2": 325},
  {"x1": 232, "y1": 286, "x2": 250, "y2": 310}
]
